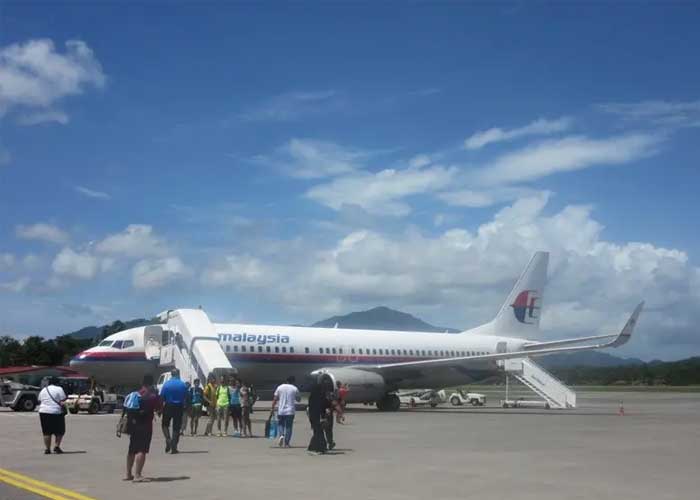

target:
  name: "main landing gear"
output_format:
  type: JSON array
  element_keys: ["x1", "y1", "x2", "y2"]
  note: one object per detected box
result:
[{"x1": 375, "y1": 393, "x2": 400, "y2": 412}]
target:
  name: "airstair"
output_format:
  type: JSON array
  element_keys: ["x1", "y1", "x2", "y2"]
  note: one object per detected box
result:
[
  {"x1": 147, "y1": 309, "x2": 236, "y2": 384},
  {"x1": 501, "y1": 357, "x2": 576, "y2": 409}
]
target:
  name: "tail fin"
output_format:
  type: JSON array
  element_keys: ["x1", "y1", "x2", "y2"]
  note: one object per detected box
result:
[{"x1": 489, "y1": 251, "x2": 549, "y2": 336}]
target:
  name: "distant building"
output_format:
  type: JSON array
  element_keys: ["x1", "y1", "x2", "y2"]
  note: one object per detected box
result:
[{"x1": 0, "y1": 366, "x2": 81, "y2": 386}]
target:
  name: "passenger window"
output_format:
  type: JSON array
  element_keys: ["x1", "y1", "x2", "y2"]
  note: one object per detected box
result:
[
  {"x1": 275, "y1": 346, "x2": 279, "y2": 353},
  {"x1": 326, "y1": 348, "x2": 331, "y2": 354},
  {"x1": 351, "y1": 348, "x2": 355, "y2": 354},
  {"x1": 258, "y1": 346, "x2": 263, "y2": 353},
  {"x1": 428, "y1": 350, "x2": 432, "y2": 356},
  {"x1": 234, "y1": 345, "x2": 239, "y2": 352},
  {"x1": 281, "y1": 347, "x2": 286, "y2": 353},
  {"x1": 379, "y1": 349, "x2": 383, "y2": 355},
  {"x1": 339, "y1": 348, "x2": 343, "y2": 354},
  {"x1": 421, "y1": 350, "x2": 426, "y2": 356},
  {"x1": 290, "y1": 347, "x2": 294, "y2": 353},
  {"x1": 403, "y1": 349, "x2": 407, "y2": 355},
  {"x1": 359, "y1": 348, "x2": 363, "y2": 354},
  {"x1": 372, "y1": 349, "x2": 377, "y2": 355},
  {"x1": 332, "y1": 348, "x2": 337, "y2": 354},
  {"x1": 409, "y1": 350, "x2": 414, "y2": 355},
  {"x1": 319, "y1": 348, "x2": 323, "y2": 354},
  {"x1": 266, "y1": 346, "x2": 271, "y2": 353},
  {"x1": 305, "y1": 347, "x2": 309, "y2": 354},
  {"x1": 241, "y1": 346, "x2": 246, "y2": 352},
  {"x1": 390, "y1": 349, "x2": 395, "y2": 355},
  {"x1": 226, "y1": 345, "x2": 230, "y2": 352}
]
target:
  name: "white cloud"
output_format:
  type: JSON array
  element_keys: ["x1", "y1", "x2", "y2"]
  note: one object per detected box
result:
[
  {"x1": 439, "y1": 186, "x2": 543, "y2": 208},
  {"x1": 74, "y1": 185, "x2": 111, "y2": 200},
  {"x1": 132, "y1": 257, "x2": 188, "y2": 289},
  {"x1": 17, "y1": 109, "x2": 69, "y2": 125},
  {"x1": 255, "y1": 138, "x2": 365, "y2": 179},
  {"x1": 16, "y1": 223, "x2": 69, "y2": 244},
  {"x1": 199, "y1": 194, "x2": 700, "y2": 358},
  {"x1": 240, "y1": 90, "x2": 340, "y2": 122},
  {"x1": 95, "y1": 225, "x2": 167, "y2": 258},
  {"x1": 307, "y1": 164, "x2": 457, "y2": 216},
  {"x1": 477, "y1": 133, "x2": 660, "y2": 185},
  {"x1": 464, "y1": 117, "x2": 572, "y2": 150},
  {"x1": 597, "y1": 100, "x2": 700, "y2": 128},
  {"x1": 0, "y1": 39, "x2": 105, "y2": 120},
  {"x1": 0, "y1": 253, "x2": 15, "y2": 270},
  {"x1": 202, "y1": 255, "x2": 272, "y2": 288},
  {"x1": 0, "y1": 277, "x2": 30, "y2": 293},
  {"x1": 51, "y1": 247, "x2": 99, "y2": 280}
]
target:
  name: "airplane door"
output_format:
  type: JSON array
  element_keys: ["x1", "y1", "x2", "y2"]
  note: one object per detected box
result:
[
  {"x1": 496, "y1": 341, "x2": 508, "y2": 354},
  {"x1": 144, "y1": 325, "x2": 163, "y2": 360}
]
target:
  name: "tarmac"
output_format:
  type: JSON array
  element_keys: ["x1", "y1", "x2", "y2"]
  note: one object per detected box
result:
[{"x1": 1, "y1": 390, "x2": 699, "y2": 500}]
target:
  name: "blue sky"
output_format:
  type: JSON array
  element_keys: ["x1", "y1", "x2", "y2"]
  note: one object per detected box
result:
[{"x1": 1, "y1": 2, "x2": 699, "y2": 360}]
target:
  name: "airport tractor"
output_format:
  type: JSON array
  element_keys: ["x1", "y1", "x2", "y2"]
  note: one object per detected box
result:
[
  {"x1": 0, "y1": 379, "x2": 40, "y2": 412},
  {"x1": 449, "y1": 389, "x2": 486, "y2": 407},
  {"x1": 52, "y1": 376, "x2": 122, "y2": 414}
]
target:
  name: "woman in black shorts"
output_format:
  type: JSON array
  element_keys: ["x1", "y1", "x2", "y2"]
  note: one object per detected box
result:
[{"x1": 37, "y1": 377, "x2": 67, "y2": 454}]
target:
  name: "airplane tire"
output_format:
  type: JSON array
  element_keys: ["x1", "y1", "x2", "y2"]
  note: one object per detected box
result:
[{"x1": 450, "y1": 396, "x2": 461, "y2": 406}]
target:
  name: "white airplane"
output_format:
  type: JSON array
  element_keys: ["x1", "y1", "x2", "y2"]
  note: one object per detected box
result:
[{"x1": 69, "y1": 252, "x2": 644, "y2": 410}]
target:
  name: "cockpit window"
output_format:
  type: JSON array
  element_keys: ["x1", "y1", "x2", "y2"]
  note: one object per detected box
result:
[
  {"x1": 111, "y1": 340, "x2": 124, "y2": 349},
  {"x1": 121, "y1": 340, "x2": 134, "y2": 349},
  {"x1": 98, "y1": 341, "x2": 113, "y2": 347}
]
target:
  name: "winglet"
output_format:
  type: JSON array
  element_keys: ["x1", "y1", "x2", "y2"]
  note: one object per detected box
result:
[{"x1": 609, "y1": 301, "x2": 644, "y2": 348}]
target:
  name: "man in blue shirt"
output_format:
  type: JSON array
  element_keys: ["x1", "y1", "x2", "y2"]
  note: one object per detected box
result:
[{"x1": 159, "y1": 369, "x2": 188, "y2": 454}]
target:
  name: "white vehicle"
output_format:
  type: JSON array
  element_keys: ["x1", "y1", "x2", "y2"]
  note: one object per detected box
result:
[
  {"x1": 66, "y1": 390, "x2": 120, "y2": 414},
  {"x1": 0, "y1": 380, "x2": 40, "y2": 412},
  {"x1": 70, "y1": 252, "x2": 644, "y2": 412},
  {"x1": 449, "y1": 390, "x2": 486, "y2": 407},
  {"x1": 398, "y1": 389, "x2": 446, "y2": 408}
]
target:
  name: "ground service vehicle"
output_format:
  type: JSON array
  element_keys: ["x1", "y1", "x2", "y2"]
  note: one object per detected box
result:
[
  {"x1": 0, "y1": 379, "x2": 40, "y2": 411},
  {"x1": 449, "y1": 390, "x2": 487, "y2": 406}
]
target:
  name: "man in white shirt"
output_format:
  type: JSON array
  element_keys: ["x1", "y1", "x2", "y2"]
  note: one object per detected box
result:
[
  {"x1": 38, "y1": 377, "x2": 67, "y2": 454},
  {"x1": 271, "y1": 376, "x2": 299, "y2": 448}
]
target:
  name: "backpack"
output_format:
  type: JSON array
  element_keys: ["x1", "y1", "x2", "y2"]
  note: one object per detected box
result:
[{"x1": 123, "y1": 391, "x2": 142, "y2": 411}]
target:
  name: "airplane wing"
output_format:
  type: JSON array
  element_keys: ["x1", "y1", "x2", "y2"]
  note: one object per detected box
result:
[{"x1": 359, "y1": 302, "x2": 644, "y2": 381}]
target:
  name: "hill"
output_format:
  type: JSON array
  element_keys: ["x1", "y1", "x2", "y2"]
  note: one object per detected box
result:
[
  {"x1": 312, "y1": 306, "x2": 460, "y2": 333},
  {"x1": 66, "y1": 318, "x2": 155, "y2": 341}
]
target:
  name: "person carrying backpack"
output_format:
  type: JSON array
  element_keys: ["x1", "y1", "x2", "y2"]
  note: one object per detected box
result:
[{"x1": 125, "y1": 374, "x2": 162, "y2": 482}]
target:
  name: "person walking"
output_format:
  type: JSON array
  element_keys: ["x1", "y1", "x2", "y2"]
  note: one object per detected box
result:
[
  {"x1": 306, "y1": 381, "x2": 329, "y2": 455},
  {"x1": 181, "y1": 381, "x2": 191, "y2": 437},
  {"x1": 215, "y1": 375, "x2": 230, "y2": 436},
  {"x1": 202, "y1": 374, "x2": 217, "y2": 436},
  {"x1": 271, "y1": 376, "x2": 299, "y2": 448},
  {"x1": 125, "y1": 374, "x2": 162, "y2": 482},
  {"x1": 37, "y1": 377, "x2": 67, "y2": 455},
  {"x1": 189, "y1": 378, "x2": 204, "y2": 436},
  {"x1": 159, "y1": 368, "x2": 188, "y2": 453},
  {"x1": 324, "y1": 384, "x2": 344, "y2": 451},
  {"x1": 239, "y1": 380, "x2": 253, "y2": 438}
]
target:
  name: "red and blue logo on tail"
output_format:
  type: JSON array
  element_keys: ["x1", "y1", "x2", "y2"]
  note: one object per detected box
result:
[{"x1": 511, "y1": 290, "x2": 541, "y2": 324}]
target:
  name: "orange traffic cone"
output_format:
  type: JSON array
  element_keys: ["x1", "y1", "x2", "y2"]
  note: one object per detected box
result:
[{"x1": 618, "y1": 401, "x2": 625, "y2": 416}]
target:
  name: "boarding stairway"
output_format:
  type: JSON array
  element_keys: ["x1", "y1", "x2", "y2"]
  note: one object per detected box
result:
[
  {"x1": 145, "y1": 309, "x2": 236, "y2": 384},
  {"x1": 501, "y1": 357, "x2": 576, "y2": 409}
]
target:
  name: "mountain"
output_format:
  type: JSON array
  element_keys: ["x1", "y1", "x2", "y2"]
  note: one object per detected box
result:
[
  {"x1": 311, "y1": 306, "x2": 639, "y2": 367},
  {"x1": 538, "y1": 351, "x2": 644, "y2": 369},
  {"x1": 66, "y1": 318, "x2": 155, "y2": 341},
  {"x1": 312, "y1": 306, "x2": 460, "y2": 333}
]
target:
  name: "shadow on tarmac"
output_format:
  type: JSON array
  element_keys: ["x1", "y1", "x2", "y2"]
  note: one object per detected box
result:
[{"x1": 144, "y1": 476, "x2": 190, "y2": 482}]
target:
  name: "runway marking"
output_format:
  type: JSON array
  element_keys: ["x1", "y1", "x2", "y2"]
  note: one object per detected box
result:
[{"x1": 0, "y1": 469, "x2": 97, "y2": 500}]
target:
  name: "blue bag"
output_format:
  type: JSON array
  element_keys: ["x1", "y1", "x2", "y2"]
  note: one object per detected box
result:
[{"x1": 123, "y1": 391, "x2": 141, "y2": 411}]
